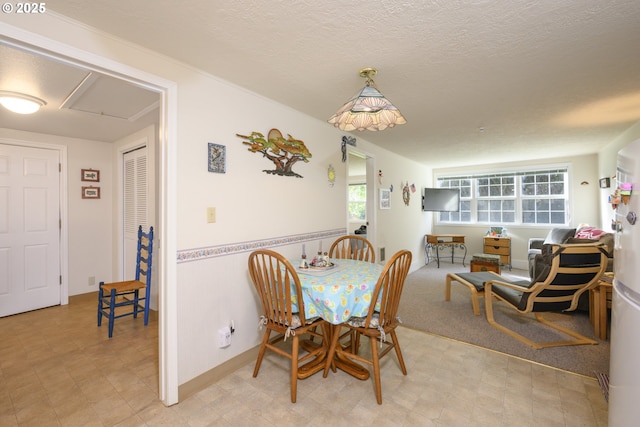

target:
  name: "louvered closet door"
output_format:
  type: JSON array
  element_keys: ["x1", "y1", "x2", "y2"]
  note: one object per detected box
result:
[{"x1": 123, "y1": 146, "x2": 148, "y2": 282}]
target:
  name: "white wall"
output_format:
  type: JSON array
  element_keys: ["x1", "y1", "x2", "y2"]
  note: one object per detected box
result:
[
  {"x1": 11, "y1": 10, "x2": 637, "y2": 394},
  {"x1": 598, "y1": 121, "x2": 640, "y2": 230},
  {"x1": 1, "y1": 14, "x2": 431, "y2": 389},
  {"x1": 0, "y1": 128, "x2": 113, "y2": 296}
]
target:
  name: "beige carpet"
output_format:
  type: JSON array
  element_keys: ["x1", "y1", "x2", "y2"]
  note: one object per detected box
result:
[{"x1": 398, "y1": 262, "x2": 609, "y2": 377}]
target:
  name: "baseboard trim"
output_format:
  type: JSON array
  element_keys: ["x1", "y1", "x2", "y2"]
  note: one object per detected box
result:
[{"x1": 178, "y1": 345, "x2": 259, "y2": 402}]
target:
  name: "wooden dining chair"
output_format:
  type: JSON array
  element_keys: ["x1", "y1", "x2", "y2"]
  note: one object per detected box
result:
[
  {"x1": 97, "y1": 225, "x2": 154, "y2": 338},
  {"x1": 323, "y1": 249, "x2": 412, "y2": 404},
  {"x1": 329, "y1": 235, "x2": 375, "y2": 263},
  {"x1": 248, "y1": 249, "x2": 329, "y2": 403}
]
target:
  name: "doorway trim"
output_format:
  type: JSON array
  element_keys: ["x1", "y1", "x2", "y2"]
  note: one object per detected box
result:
[
  {"x1": 346, "y1": 147, "x2": 377, "y2": 253},
  {"x1": 0, "y1": 26, "x2": 179, "y2": 405}
]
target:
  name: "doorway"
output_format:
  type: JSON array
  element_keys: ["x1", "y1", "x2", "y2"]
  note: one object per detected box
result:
[
  {"x1": 347, "y1": 149, "x2": 376, "y2": 254},
  {"x1": 0, "y1": 30, "x2": 178, "y2": 405}
]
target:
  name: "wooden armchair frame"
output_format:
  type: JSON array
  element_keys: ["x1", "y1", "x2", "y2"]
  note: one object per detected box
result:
[{"x1": 484, "y1": 243, "x2": 607, "y2": 349}]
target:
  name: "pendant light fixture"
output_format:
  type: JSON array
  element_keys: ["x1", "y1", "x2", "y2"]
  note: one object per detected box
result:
[{"x1": 327, "y1": 67, "x2": 406, "y2": 131}]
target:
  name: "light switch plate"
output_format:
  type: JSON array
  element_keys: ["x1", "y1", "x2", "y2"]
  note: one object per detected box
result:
[{"x1": 207, "y1": 207, "x2": 216, "y2": 223}]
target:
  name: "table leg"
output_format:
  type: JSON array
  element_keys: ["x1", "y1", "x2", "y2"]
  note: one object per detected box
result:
[
  {"x1": 460, "y1": 244, "x2": 467, "y2": 267},
  {"x1": 591, "y1": 287, "x2": 601, "y2": 339},
  {"x1": 324, "y1": 324, "x2": 370, "y2": 380},
  {"x1": 599, "y1": 285, "x2": 607, "y2": 340}
]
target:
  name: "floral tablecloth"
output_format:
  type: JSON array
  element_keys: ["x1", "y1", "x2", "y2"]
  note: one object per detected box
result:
[{"x1": 293, "y1": 258, "x2": 383, "y2": 325}]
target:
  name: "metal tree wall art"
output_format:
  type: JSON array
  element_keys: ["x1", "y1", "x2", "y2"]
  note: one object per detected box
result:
[{"x1": 236, "y1": 128, "x2": 312, "y2": 178}]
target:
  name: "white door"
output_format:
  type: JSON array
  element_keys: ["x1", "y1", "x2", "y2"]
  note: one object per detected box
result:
[
  {"x1": 0, "y1": 144, "x2": 61, "y2": 317},
  {"x1": 123, "y1": 146, "x2": 148, "y2": 281}
]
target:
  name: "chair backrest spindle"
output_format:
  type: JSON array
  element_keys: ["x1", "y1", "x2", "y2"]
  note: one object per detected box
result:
[{"x1": 329, "y1": 235, "x2": 375, "y2": 263}]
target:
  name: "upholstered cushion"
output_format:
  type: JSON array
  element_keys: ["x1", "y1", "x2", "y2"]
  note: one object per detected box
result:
[
  {"x1": 286, "y1": 314, "x2": 321, "y2": 329},
  {"x1": 346, "y1": 313, "x2": 380, "y2": 328},
  {"x1": 486, "y1": 277, "x2": 534, "y2": 310},
  {"x1": 543, "y1": 228, "x2": 576, "y2": 245}
]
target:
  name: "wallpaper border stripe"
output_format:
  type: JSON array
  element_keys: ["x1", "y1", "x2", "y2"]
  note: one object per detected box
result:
[{"x1": 176, "y1": 228, "x2": 348, "y2": 263}]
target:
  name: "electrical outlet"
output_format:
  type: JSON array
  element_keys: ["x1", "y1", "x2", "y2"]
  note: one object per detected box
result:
[
  {"x1": 88, "y1": 276, "x2": 95, "y2": 286},
  {"x1": 218, "y1": 326, "x2": 231, "y2": 348}
]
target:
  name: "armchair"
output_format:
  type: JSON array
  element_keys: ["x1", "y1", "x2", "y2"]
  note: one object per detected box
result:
[
  {"x1": 486, "y1": 243, "x2": 608, "y2": 349},
  {"x1": 528, "y1": 227, "x2": 614, "y2": 280},
  {"x1": 527, "y1": 228, "x2": 575, "y2": 278}
]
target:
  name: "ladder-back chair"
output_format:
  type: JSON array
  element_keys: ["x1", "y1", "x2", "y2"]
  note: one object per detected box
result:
[{"x1": 98, "y1": 226, "x2": 154, "y2": 338}]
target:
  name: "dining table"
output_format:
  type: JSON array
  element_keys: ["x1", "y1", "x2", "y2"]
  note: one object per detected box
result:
[{"x1": 291, "y1": 257, "x2": 384, "y2": 380}]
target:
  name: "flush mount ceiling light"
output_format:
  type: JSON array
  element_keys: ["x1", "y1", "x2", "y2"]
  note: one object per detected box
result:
[
  {"x1": 327, "y1": 67, "x2": 407, "y2": 131},
  {"x1": 0, "y1": 91, "x2": 46, "y2": 114}
]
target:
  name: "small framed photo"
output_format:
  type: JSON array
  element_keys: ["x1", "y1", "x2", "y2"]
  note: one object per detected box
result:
[
  {"x1": 599, "y1": 177, "x2": 610, "y2": 188},
  {"x1": 82, "y1": 186, "x2": 101, "y2": 199},
  {"x1": 208, "y1": 143, "x2": 226, "y2": 173},
  {"x1": 380, "y1": 188, "x2": 391, "y2": 209},
  {"x1": 81, "y1": 169, "x2": 100, "y2": 182}
]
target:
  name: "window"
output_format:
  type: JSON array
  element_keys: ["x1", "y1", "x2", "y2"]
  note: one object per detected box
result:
[
  {"x1": 477, "y1": 176, "x2": 515, "y2": 223},
  {"x1": 437, "y1": 179, "x2": 471, "y2": 222},
  {"x1": 436, "y1": 167, "x2": 568, "y2": 225},
  {"x1": 348, "y1": 183, "x2": 366, "y2": 221},
  {"x1": 521, "y1": 171, "x2": 567, "y2": 224}
]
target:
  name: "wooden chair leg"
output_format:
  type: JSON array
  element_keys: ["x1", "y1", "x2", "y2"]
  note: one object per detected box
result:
[
  {"x1": 97, "y1": 284, "x2": 104, "y2": 326},
  {"x1": 291, "y1": 335, "x2": 299, "y2": 403},
  {"x1": 132, "y1": 290, "x2": 139, "y2": 319},
  {"x1": 143, "y1": 295, "x2": 150, "y2": 326},
  {"x1": 253, "y1": 330, "x2": 271, "y2": 377},
  {"x1": 108, "y1": 289, "x2": 117, "y2": 338},
  {"x1": 390, "y1": 330, "x2": 407, "y2": 375},
  {"x1": 370, "y1": 335, "x2": 382, "y2": 404}
]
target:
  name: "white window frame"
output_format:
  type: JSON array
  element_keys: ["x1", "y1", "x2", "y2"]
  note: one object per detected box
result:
[{"x1": 435, "y1": 165, "x2": 570, "y2": 226}]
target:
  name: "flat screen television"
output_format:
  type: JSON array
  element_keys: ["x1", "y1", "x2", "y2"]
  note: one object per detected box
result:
[{"x1": 422, "y1": 188, "x2": 460, "y2": 212}]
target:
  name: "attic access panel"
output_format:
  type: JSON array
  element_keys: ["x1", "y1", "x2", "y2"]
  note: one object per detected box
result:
[{"x1": 61, "y1": 73, "x2": 158, "y2": 121}]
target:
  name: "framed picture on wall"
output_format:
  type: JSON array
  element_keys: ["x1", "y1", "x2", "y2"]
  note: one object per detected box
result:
[
  {"x1": 82, "y1": 186, "x2": 101, "y2": 199},
  {"x1": 599, "y1": 177, "x2": 610, "y2": 188},
  {"x1": 81, "y1": 169, "x2": 100, "y2": 182},
  {"x1": 208, "y1": 143, "x2": 226, "y2": 173},
  {"x1": 380, "y1": 188, "x2": 391, "y2": 209}
]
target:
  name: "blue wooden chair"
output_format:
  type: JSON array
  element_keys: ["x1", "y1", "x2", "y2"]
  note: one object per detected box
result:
[{"x1": 98, "y1": 226, "x2": 154, "y2": 338}]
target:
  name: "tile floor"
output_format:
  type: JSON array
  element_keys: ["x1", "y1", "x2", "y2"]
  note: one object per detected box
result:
[{"x1": 0, "y1": 293, "x2": 608, "y2": 426}]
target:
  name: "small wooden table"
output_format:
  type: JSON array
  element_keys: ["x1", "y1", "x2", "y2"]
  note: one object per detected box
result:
[
  {"x1": 589, "y1": 274, "x2": 613, "y2": 340},
  {"x1": 424, "y1": 234, "x2": 467, "y2": 267}
]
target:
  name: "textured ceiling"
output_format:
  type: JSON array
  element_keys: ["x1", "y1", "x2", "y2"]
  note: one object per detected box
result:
[{"x1": 3, "y1": 0, "x2": 640, "y2": 168}]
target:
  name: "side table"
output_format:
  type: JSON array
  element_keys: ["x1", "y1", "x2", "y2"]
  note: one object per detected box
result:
[
  {"x1": 424, "y1": 234, "x2": 467, "y2": 268},
  {"x1": 589, "y1": 274, "x2": 613, "y2": 340}
]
